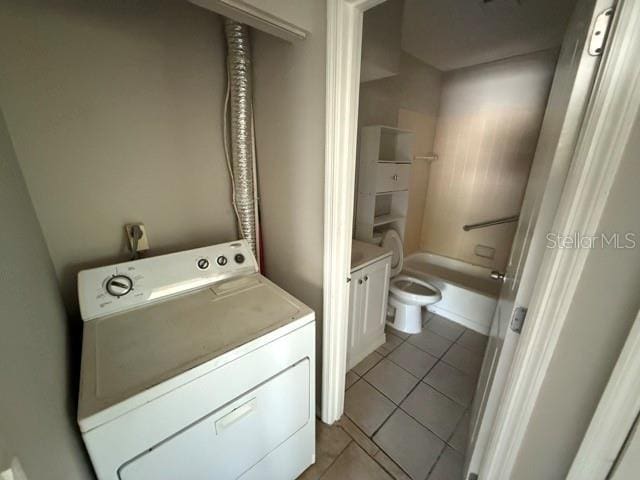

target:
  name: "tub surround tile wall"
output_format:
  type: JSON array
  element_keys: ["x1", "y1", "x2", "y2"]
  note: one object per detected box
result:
[
  {"x1": 421, "y1": 50, "x2": 558, "y2": 270},
  {"x1": 398, "y1": 109, "x2": 438, "y2": 256}
]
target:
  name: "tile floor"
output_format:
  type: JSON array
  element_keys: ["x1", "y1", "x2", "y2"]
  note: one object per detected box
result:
[{"x1": 298, "y1": 313, "x2": 487, "y2": 480}]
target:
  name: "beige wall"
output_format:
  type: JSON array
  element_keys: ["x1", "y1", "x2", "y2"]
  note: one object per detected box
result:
[
  {"x1": 251, "y1": 1, "x2": 326, "y2": 404},
  {"x1": 421, "y1": 50, "x2": 557, "y2": 270},
  {"x1": 511, "y1": 115, "x2": 640, "y2": 479},
  {"x1": 0, "y1": 0, "x2": 328, "y2": 415},
  {"x1": 0, "y1": 108, "x2": 92, "y2": 478},
  {"x1": 0, "y1": 0, "x2": 236, "y2": 313},
  {"x1": 358, "y1": 53, "x2": 442, "y2": 129},
  {"x1": 360, "y1": 0, "x2": 403, "y2": 82},
  {"x1": 357, "y1": 53, "x2": 442, "y2": 253}
]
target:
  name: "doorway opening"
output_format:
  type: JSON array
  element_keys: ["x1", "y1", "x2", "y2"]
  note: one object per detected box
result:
[{"x1": 322, "y1": 0, "x2": 635, "y2": 478}]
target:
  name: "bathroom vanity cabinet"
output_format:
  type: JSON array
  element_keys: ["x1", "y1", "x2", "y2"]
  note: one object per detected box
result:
[{"x1": 348, "y1": 241, "x2": 392, "y2": 370}]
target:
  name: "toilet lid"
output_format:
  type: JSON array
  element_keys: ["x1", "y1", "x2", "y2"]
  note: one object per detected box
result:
[{"x1": 381, "y1": 229, "x2": 403, "y2": 276}]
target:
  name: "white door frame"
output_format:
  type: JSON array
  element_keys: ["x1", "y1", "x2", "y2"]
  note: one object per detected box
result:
[
  {"x1": 567, "y1": 310, "x2": 640, "y2": 479},
  {"x1": 321, "y1": 0, "x2": 385, "y2": 424},
  {"x1": 322, "y1": 0, "x2": 640, "y2": 475}
]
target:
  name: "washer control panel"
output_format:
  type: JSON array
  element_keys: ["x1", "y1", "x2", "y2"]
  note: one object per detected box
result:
[{"x1": 78, "y1": 240, "x2": 257, "y2": 321}]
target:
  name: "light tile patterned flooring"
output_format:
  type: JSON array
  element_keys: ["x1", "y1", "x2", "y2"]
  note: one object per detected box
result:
[{"x1": 299, "y1": 313, "x2": 487, "y2": 480}]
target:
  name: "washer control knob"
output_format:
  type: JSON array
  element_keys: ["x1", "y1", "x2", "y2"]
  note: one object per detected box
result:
[
  {"x1": 235, "y1": 253, "x2": 245, "y2": 264},
  {"x1": 196, "y1": 258, "x2": 210, "y2": 270},
  {"x1": 105, "y1": 275, "x2": 133, "y2": 297},
  {"x1": 216, "y1": 255, "x2": 228, "y2": 266}
]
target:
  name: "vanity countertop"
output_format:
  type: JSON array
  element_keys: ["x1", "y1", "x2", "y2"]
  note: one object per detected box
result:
[{"x1": 351, "y1": 240, "x2": 392, "y2": 272}]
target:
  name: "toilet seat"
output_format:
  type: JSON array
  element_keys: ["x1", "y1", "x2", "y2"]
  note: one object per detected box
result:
[
  {"x1": 390, "y1": 275, "x2": 442, "y2": 306},
  {"x1": 381, "y1": 229, "x2": 403, "y2": 276},
  {"x1": 380, "y1": 228, "x2": 442, "y2": 334}
]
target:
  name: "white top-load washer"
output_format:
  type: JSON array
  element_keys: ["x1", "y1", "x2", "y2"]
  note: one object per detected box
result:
[{"x1": 77, "y1": 240, "x2": 315, "y2": 480}]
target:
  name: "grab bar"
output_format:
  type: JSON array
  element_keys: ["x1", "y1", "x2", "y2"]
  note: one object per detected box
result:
[{"x1": 463, "y1": 215, "x2": 519, "y2": 231}]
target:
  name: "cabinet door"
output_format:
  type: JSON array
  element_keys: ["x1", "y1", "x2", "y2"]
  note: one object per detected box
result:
[
  {"x1": 347, "y1": 270, "x2": 364, "y2": 366},
  {"x1": 361, "y1": 259, "x2": 390, "y2": 338},
  {"x1": 375, "y1": 163, "x2": 398, "y2": 192},
  {"x1": 394, "y1": 164, "x2": 411, "y2": 190}
]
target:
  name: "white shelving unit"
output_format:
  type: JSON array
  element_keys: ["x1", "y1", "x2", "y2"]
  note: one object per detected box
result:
[{"x1": 355, "y1": 125, "x2": 415, "y2": 243}]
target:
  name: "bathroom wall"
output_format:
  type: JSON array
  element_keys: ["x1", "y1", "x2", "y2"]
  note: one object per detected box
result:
[
  {"x1": 0, "y1": 0, "x2": 236, "y2": 313},
  {"x1": 0, "y1": 108, "x2": 92, "y2": 479},
  {"x1": 358, "y1": 53, "x2": 442, "y2": 129},
  {"x1": 360, "y1": 0, "x2": 403, "y2": 82},
  {"x1": 357, "y1": 53, "x2": 442, "y2": 254},
  {"x1": 251, "y1": 0, "x2": 326, "y2": 406},
  {"x1": 421, "y1": 50, "x2": 557, "y2": 270}
]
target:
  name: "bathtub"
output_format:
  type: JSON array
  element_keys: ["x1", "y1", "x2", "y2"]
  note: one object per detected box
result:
[{"x1": 403, "y1": 252, "x2": 500, "y2": 334}]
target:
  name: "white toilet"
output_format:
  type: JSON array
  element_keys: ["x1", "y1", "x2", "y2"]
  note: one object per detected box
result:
[{"x1": 381, "y1": 229, "x2": 442, "y2": 334}]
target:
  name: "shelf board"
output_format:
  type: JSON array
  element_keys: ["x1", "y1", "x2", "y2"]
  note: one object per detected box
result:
[
  {"x1": 375, "y1": 190, "x2": 408, "y2": 196},
  {"x1": 378, "y1": 159, "x2": 412, "y2": 164},
  {"x1": 365, "y1": 125, "x2": 415, "y2": 135},
  {"x1": 373, "y1": 214, "x2": 404, "y2": 227}
]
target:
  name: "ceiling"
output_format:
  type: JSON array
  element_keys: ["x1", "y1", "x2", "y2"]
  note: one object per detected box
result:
[{"x1": 401, "y1": 0, "x2": 577, "y2": 71}]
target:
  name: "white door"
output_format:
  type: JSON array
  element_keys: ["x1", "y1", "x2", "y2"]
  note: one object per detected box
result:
[
  {"x1": 609, "y1": 419, "x2": 640, "y2": 480},
  {"x1": 465, "y1": 0, "x2": 615, "y2": 476}
]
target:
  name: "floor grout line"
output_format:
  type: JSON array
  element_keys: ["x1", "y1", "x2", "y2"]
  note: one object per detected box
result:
[
  {"x1": 422, "y1": 368, "x2": 478, "y2": 409},
  {"x1": 337, "y1": 411, "x2": 470, "y2": 478},
  {"x1": 315, "y1": 436, "x2": 354, "y2": 480},
  {"x1": 357, "y1": 364, "x2": 463, "y2": 450},
  {"x1": 339, "y1": 315, "x2": 486, "y2": 480},
  {"x1": 347, "y1": 354, "x2": 479, "y2": 457},
  {"x1": 446, "y1": 407, "x2": 470, "y2": 447},
  {"x1": 351, "y1": 325, "x2": 481, "y2": 408},
  {"x1": 424, "y1": 441, "x2": 450, "y2": 480},
  {"x1": 339, "y1": 415, "x2": 415, "y2": 480}
]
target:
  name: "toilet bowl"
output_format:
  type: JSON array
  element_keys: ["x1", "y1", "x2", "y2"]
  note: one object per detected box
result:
[{"x1": 381, "y1": 229, "x2": 442, "y2": 334}]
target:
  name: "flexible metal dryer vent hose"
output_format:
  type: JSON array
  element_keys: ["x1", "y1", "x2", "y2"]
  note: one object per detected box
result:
[{"x1": 224, "y1": 19, "x2": 259, "y2": 258}]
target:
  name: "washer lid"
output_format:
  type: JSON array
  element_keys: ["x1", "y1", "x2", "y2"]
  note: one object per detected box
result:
[
  {"x1": 381, "y1": 229, "x2": 404, "y2": 276},
  {"x1": 78, "y1": 273, "x2": 314, "y2": 432}
]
